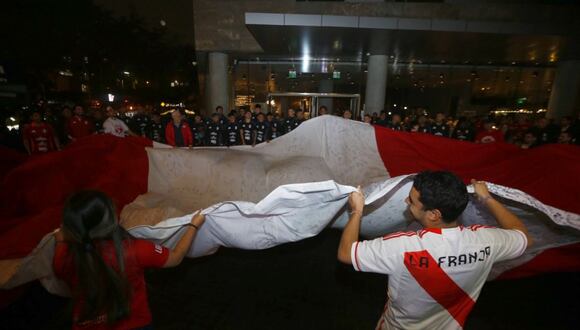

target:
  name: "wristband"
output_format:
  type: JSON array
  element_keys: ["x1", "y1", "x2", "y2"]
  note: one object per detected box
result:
[{"x1": 186, "y1": 223, "x2": 199, "y2": 230}]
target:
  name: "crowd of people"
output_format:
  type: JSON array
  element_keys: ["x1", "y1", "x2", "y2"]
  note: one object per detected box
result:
[
  {"x1": 0, "y1": 103, "x2": 308, "y2": 153},
  {"x1": 363, "y1": 110, "x2": 578, "y2": 148},
  {"x1": 1, "y1": 102, "x2": 578, "y2": 155}
]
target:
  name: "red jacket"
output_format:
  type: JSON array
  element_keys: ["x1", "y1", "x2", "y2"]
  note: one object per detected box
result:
[{"x1": 165, "y1": 121, "x2": 193, "y2": 147}]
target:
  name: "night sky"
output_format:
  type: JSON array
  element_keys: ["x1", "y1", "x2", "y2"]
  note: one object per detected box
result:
[{"x1": 94, "y1": 0, "x2": 195, "y2": 45}]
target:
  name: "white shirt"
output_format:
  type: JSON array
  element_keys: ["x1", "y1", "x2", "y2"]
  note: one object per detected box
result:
[
  {"x1": 103, "y1": 117, "x2": 130, "y2": 138},
  {"x1": 351, "y1": 225, "x2": 527, "y2": 330}
]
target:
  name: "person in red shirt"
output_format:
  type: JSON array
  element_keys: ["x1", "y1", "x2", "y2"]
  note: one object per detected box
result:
[
  {"x1": 475, "y1": 120, "x2": 505, "y2": 144},
  {"x1": 22, "y1": 111, "x2": 60, "y2": 155},
  {"x1": 67, "y1": 105, "x2": 95, "y2": 142},
  {"x1": 165, "y1": 110, "x2": 194, "y2": 147},
  {"x1": 53, "y1": 191, "x2": 206, "y2": 329}
]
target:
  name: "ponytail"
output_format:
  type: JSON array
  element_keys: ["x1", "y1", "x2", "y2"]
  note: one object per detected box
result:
[{"x1": 62, "y1": 191, "x2": 131, "y2": 324}]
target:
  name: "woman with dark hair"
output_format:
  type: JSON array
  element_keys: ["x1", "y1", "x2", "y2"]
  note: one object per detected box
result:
[{"x1": 53, "y1": 190, "x2": 205, "y2": 329}]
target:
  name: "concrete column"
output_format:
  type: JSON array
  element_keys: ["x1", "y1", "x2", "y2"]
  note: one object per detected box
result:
[
  {"x1": 280, "y1": 97, "x2": 289, "y2": 117},
  {"x1": 457, "y1": 83, "x2": 473, "y2": 116},
  {"x1": 230, "y1": 75, "x2": 236, "y2": 112},
  {"x1": 364, "y1": 55, "x2": 388, "y2": 114},
  {"x1": 547, "y1": 60, "x2": 580, "y2": 119},
  {"x1": 208, "y1": 52, "x2": 229, "y2": 114},
  {"x1": 318, "y1": 79, "x2": 334, "y2": 115}
]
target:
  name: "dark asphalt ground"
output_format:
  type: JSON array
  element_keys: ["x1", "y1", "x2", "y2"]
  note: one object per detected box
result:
[{"x1": 1, "y1": 229, "x2": 578, "y2": 329}]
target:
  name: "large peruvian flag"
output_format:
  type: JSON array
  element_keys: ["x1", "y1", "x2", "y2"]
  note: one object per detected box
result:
[{"x1": 0, "y1": 116, "x2": 578, "y2": 300}]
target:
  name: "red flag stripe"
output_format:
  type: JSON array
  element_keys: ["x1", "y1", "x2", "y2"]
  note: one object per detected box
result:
[{"x1": 374, "y1": 126, "x2": 580, "y2": 278}]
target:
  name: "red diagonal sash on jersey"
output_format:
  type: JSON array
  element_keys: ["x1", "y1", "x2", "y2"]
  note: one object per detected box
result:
[{"x1": 404, "y1": 250, "x2": 475, "y2": 328}]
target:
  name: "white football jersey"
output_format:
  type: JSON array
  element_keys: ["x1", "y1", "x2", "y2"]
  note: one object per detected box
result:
[
  {"x1": 103, "y1": 117, "x2": 129, "y2": 138},
  {"x1": 351, "y1": 225, "x2": 527, "y2": 330}
]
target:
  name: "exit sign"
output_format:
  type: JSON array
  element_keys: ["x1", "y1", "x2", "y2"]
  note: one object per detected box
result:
[
  {"x1": 333, "y1": 71, "x2": 341, "y2": 79},
  {"x1": 288, "y1": 70, "x2": 297, "y2": 79}
]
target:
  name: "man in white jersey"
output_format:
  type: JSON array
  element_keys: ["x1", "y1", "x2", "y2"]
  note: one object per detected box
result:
[
  {"x1": 103, "y1": 106, "x2": 135, "y2": 138},
  {"x1": 338, "y1": 171, "x2": 533, "y2": 330}
]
